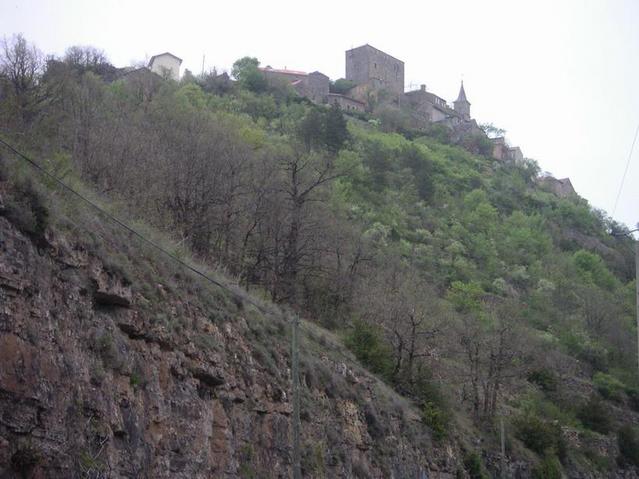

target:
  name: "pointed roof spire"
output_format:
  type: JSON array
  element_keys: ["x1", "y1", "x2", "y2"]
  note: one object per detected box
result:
[{"x1": 456, "y1": 80, "x2": 468, "y2": 103}]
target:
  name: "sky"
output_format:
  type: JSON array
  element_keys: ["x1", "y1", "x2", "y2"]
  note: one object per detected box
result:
[{"x1": 1, "y1": 0, "x2": 638, "y2": 231}]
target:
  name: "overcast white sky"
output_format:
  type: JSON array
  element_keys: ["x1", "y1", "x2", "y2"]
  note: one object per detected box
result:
[{"x1": 1, "y1": 0, "x2": 638, "y2": 230}]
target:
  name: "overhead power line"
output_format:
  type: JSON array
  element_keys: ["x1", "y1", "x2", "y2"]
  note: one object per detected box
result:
[{"x1": 613, "y1": 121, "x2": 639, "y2": 218}]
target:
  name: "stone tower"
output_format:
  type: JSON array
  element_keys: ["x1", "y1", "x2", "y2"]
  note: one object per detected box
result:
[
  {"x1": 453, "y1": 81, "x2": 471, "y2": 120},
  {"x1": 345, "y1": 44, "x2": 404, "y2": 100}
]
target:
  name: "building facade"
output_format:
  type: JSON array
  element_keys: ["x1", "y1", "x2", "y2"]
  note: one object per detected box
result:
[
  {"x1": 149, "y1": 52, "x2": 182, "y2": 81},
  {"x1": 538, "y1": 176, "x2": 576, "y2": 197},
  {"x1": 260, "y1": 67, "x2": 330, "y2": 104},
  {"x1": 327, "y1": 93, "x2": 366, "y2": 112}
]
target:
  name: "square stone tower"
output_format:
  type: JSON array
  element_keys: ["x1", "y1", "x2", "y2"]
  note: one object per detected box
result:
[{"x1": 345, "y1": 44, "x2": 404, "y2": 99}]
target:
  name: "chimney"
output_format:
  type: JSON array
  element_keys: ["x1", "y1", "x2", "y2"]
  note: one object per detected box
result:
[{"x1": 420, "y1": 84, "x2": 426, "y2": 91}]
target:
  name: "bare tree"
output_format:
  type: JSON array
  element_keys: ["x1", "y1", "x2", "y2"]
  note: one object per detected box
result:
[
  {"x1": 457, "y1": 299, "x2": 526, "y2": 418},
  {"x1": 0, "y1": 34, "x2": 45, "y2": 125},
  {"x1": 356, "y1": 263, "x2": 445, "y2": 386}
]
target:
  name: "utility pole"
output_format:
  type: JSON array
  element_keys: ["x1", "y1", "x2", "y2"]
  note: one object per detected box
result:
[
  {"x1": 500, "y1": 416, "x2": 506, "y2": 479},
  {"x1": 635, "y1": 238, "x2": 639, "y2": 374},
  {"x1": 613, "y1": 227, "x2": 639, "y2": 376},
  {"x1": 291, "y1": 316, "x2": 301, "y2": 479}
]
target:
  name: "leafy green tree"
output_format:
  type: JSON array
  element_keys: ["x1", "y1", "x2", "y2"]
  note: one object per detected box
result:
[
  {"x1": 479, "y1": 122, "x2": 506, "y2": 138},
  {"x1": 397, "y1": 144, "x2": 435, "y2": 201},
  {"x1": 573, "y1": 249, "x2": 617, "y2": 290},
  {"x1": 231, "y1": 56, "x2": 266, "y2": 93},
  {"x1": 324, "y1": 103, "x2": 349, "y2": 154},
  {"x1": 329, "y1": 78, "x2": 356, "y2": 94},
  {"x1": 298, "y1": 108, "x2": 325, "y2": 152},
  {"x1": 447, "y1": 280, "x2": 483, "y2": 313}
]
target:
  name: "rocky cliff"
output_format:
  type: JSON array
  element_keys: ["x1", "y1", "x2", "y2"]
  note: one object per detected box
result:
[{"x1": 0, "y1": 182, "x2": 458, "y2": 478}]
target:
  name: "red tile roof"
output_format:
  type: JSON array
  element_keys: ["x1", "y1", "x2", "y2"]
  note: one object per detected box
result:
[{"x1": 260, "y1": 67, "x2": 308, "y2": 76}]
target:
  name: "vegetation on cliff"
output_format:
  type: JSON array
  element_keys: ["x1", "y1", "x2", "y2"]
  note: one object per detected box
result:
[{"x1": 1, "y1": 34, "x2": 638, "y2": 476}]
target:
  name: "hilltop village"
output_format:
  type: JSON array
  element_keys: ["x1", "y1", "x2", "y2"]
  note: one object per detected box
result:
[{"x1": 129, "y1": 45, "x2": 576, "y2": 196}]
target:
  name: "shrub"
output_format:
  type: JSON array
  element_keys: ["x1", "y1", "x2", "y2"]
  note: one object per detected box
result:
[
  {"x1": 344, "y1": 320, "x2": 394, "y2": 379},
  {"x1": 362, "y1": 402, "x2": 386, "y2": 440},
  {"x1": 11, "y1": 443, "x2": 41, "y2": 473},
  {"x1": 583, "y1": 448, "x2": 613, "y2": 472},
  {"x1": 531, "y1": 454, "x2": 563, "y2": 479},
  {"x1": 618, "y1": 425, "x2": 639, "y2": 467},
  {"x1": 626, "y1": 388, "x2": 639, "y2": 412},
  {"x1": 593, "y1": 372, "x2": 625, "y2": 402},
  {"x1": 415, "y1": 374, "x2": 451, "y2": 441},
  {"x1": 463, "y1": 452, "x2": 488, "y2": 479},
  {"x1": 577, "y1": 396, "x2": 613, "y2": 434},
  {"x1": 2, "y1": 177, "x2": 49, "y2": 238},
  {"x1": 527, "y1": 368, "x2": 558, "y2": 392},
  {"x1": 422, "y1": 401, "x2": 448, "y2": 441},
  {"x1": 514, "y1": 415, "x2": 567, "y2": 460}
]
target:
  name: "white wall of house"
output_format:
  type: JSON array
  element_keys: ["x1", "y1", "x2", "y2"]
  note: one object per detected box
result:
[{"x1": 150, "y1": 54, "x2": 181, "y2": 81}]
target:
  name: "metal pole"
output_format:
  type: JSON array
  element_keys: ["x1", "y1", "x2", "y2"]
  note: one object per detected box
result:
[
  {"x1": 635, "y1": 241, "x2": 639, "y2": 376},
  {"x1": 500, "y1": 416, "x2": 506, "y2": 479},
  {"x1": 292, "y1": 316, "x2": 301, "y2": 479}
]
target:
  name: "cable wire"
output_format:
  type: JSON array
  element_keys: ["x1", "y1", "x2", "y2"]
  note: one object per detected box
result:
[{"x1": 613, "y1": 121, "x2": 639, "y2": 218}]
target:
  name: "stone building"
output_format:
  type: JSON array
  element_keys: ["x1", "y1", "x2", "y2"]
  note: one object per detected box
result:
[
  {"x1": 345, "y1": 44, "x2": 404, "y2": 102},
  {"x1": 404, "y1": 84, "x2": 457, "y2": 124},
  {"x1": 305, "y1": 71, "x2": 330, "y2": 103},
  {"x1": 491, "y1": 137, "x2": 524, "y2": 162},
  {"x1": 260, "y1": 67, "x2": 330, "y2": 104},
  {"x1": 538, "y1": 176, "x2": 576, "y2": 197},
  {"x1": 403, "y1": 82, "x2": 483, "y2": 136},
  {"x1": 327, "y1": 93, "x2": 366, "y2": 112},
  {"x1": 453, "y1": 81, "x2": 471, "y2": 120},
  {"x1": 149, "y1": 52, "x2": 182, "y2": 81}
]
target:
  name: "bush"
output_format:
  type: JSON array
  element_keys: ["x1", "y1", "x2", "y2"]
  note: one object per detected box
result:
[
  {"x1": 531, "y1": 454, "x2": 563, "y2": 479},
  {"x1": 626, "y1": 388, "x2": 639, "y2": 412},
  {"x1": 329, "y1": 78, "x2": 356, "y2": 95},
  {"x1": 577, "y1": 396, "x2": 613, "y2": 434},
  {"x1": 618, "y1": 425, "x2": 639, "y2": 467},
  {"x1": 527, "y1": 368, "x2": 558, "y2": 392},
  {"x1": 415, "y1": 374, "x2": 451, "y2": 441},
  {"x1": 344, "y1": 320, "x2": 394, "y2": 379},
  {"x1": 2, "y1": 177, "x2": 49, "y2": 238},
  {"x1": 593, "y1": 372, "x2": 625, "y2": 402},
  {"x1": 514, "y1": 415, "x2": 567, "y2": 461},
  {"x1": 583, "y1": 448, "x2": 613, "y2": 472},
  {"x1": 463, "y1": 452, "x2": 488, "y2": 479},
  {"x1": 11, "y1": 443, "x2": 41, "y2": 473},
  {"x1": 422, "y1": 401, "x2": 448, "y2": 441}
]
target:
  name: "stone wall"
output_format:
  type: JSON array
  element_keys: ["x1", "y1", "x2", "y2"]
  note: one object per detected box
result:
[
  {"x1": 538, "y1": 176, "x2": 576, "y2": 197},
  {"x1": 327, "y1": 93, "x2": 366, "y2": 112},
  {"x1": 305, "y1": 71, "x2": 330, "y2": 103}
]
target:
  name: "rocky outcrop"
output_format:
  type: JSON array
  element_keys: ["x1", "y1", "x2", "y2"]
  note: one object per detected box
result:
[{"x1": 0, "y1": 215, "x2": 455, "y2": 478}]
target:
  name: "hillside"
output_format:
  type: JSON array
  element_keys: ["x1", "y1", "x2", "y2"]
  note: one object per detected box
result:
[
  {"x1": 0, "y1": 159, "x2": 445, "y2": 478},
  {"x1": 1, "y1": 37, "x2": 638, "y2": 478}
]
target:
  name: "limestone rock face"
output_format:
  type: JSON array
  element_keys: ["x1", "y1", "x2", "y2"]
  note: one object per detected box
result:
[{"x1": 0, "y1": 215, "x2": 450, "y2": 478}]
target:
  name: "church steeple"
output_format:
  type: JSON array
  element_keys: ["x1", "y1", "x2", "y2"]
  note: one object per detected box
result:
[{"x1": 454, "y1": 81, "x2": 471, "y2": 120}]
